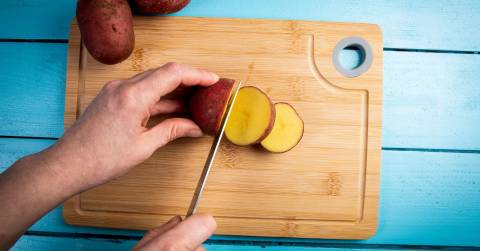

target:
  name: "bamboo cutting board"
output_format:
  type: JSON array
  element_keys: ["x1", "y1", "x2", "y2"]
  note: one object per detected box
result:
[{"x1": 64, "y1": 16, "x2": 382, "y2": 239}]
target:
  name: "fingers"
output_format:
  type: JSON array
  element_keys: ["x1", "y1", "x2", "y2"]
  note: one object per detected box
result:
[
  {"x1": 145, "y1": 214, "x2": 216, "y2": 251},
  {"x1": 149, "y1": 99, "x2": 185, "y2": 116},
  {"x1": 143, "y1": 118, "x2": 203, "y2": 150},
  {"x1": 133, "y1": 216, "x2": 182, "y2": 250},
  {"x1": 138, "y1": 63, "x2": 219, "y2": 101},
  {"x1": 128, "y1": 68, "x2": 156, "y2": 83}
]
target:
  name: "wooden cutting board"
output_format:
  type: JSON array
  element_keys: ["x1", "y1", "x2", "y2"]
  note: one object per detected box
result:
[{"x1": 64, "y1": 16, "x2": 382, "y2": 239}]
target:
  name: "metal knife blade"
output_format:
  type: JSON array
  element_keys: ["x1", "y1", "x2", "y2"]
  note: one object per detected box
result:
[{"x1": 186, "y1": 80, "x2": 242, "y2": 217}]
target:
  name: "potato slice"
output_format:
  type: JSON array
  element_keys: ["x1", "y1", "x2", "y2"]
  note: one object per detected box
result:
[
  {"x1": 261, "y1": 103, "x2": 304, "y2": 153},
  {"x1": 225, "y1": 86, "x2": 275, "y2": 146}
]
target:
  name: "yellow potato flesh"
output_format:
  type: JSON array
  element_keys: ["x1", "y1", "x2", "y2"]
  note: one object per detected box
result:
[
  {"x1": 225, "y1": 87, "x2": 273, "y2": 145},
  {"x1": 261, "y1": 103, "x2": 303, "y2": 152}
]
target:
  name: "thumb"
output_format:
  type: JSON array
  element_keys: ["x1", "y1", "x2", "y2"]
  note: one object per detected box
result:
[
  {"x1": 141, "y1": 214, "x2": 216, "y2": 251},
  {"x1": 144, "y1": 118, "x2": 203, "y2": 149},
  {"x1": 133, "y1": 216, "x2": 183, "y2": 250}
]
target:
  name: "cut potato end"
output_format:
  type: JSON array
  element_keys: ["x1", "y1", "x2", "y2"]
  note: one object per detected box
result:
[
  {"x1": 261, "y1": 103, "x2": 304, "y2": 153},
  {"x1": 225, "y1": 86, "x2": 275, "y2": 146},
  {"x1": 188, "y1": 78, "x2": 235, "y2": 135}
]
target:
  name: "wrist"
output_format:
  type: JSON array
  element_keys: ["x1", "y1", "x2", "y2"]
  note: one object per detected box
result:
[
  {"x1": 0, "y1": 143, "x2": 82, "y2": 247},
  {"x1": 29, "y1": 144, "x2": 84, "y2": 199}
]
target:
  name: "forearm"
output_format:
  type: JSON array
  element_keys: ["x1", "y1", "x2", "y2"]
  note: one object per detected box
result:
[{"x1": 0, "y1": 148, "x2": 77, "y2": 249}]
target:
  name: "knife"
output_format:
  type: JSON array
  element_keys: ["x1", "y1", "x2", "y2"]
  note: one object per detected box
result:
[{"x1": 186, "y1": 80, "x2": 242, "y2": 217}]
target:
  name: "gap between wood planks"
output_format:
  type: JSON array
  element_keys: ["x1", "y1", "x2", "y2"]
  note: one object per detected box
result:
[
  {"x1": 1, "y1": 38, "x2": 480, "y2": 55},
  {"x1": 23, "y1": 230, "x2": 480, "y2": 250},
  {"x1": 1, "y1": 135, "x2": 480, "y2": 154}
]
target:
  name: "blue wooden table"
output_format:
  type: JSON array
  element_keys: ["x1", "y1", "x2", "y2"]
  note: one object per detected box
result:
[{"x1": 1, "y1": 0, "x2": 479, "y2": 250}]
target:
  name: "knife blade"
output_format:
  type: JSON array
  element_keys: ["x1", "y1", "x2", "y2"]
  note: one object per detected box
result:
[{"x1": 186, "y1": 80, "x2": 242, "y2": 217}]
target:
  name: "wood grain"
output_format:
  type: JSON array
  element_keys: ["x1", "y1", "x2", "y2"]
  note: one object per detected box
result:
[{"x1": 63, "y1": 17, "x2": 382, "y2": 239}]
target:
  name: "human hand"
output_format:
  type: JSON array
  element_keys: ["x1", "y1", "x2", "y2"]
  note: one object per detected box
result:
[
  {"x1": 0, "y1": 63, "x2": 218, "y2": 250},
  {"x1": 133, "y1": 214, "x2": 216, "y2": 251},
  {"x1": 47, "y1": 62, "x2": 219, "y2": 194}
]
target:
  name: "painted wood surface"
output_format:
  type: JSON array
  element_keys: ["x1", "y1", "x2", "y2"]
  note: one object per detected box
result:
[
  {"x1": 1, "y1": 43, "x2": 479, "y2": 150},
  {"x1": 0, "y1": 42, "x2": 66, "y2": 138},
  {"x1": 1, "y1": 0, "x2": 479, "y2": 249},
  {"x1": 1, "y1": 0, "x2": 480, "y2": 52},
  {"x1": 12, "y1": 236, "x2": 136, "y2": 251},
  {"x1": 2, "y1": 138, "x2": 479, "y2": 246},
  {"x1": 13, "y1": 235, "x2": 440, "y2": 251}
]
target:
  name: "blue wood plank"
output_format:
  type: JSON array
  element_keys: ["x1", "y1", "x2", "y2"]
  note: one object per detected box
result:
[
  {"x1": 12, "y1": 235, "x2": 136, "y2": 251},
  {"x1": 1, "y1": 0, "x2": 480, "y2": 51},
  {"x1": 0, "y1": 137, "x2": 54, "y2": 169},
  {"x1": 1, "y1": 43, "x2": 480, "y2": 150},
  {"x1": 382, "y1": 51, "x2": 480, "y2": 150},
  {"x1": 2, "y1": 138, "x2": 479, "y2": 246},
  {"x1": 371, "y1": 150, "x2": 480, "y2": 246},
  {"x1": 0, "y1": 42, "x2": 66, "y2": 138},
  {"x1": 11, "y1": 235, "x2": 434, "y2": 251},
  {"x1": 177, "y1": 0, "x2": 480, "y2": 51},
  {"x1": 0, "y1": 1, "x2": 75, "y2": 40}
]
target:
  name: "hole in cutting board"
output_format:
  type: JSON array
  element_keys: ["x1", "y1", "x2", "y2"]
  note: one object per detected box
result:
[
  {"x1": 339, "y1": 46, "x2": 365, "y2": 70},
  {"x1": 332, "y1": 36, "x2": 373, "y2": 78}
]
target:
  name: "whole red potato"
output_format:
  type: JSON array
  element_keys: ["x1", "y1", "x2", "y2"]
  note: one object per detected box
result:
[
  {"x1": 134, "y1": 0, "x2": 190, "y2": 14},
  {"x1": 77, "y1": 0, "x2": 135, "y2": 64}
]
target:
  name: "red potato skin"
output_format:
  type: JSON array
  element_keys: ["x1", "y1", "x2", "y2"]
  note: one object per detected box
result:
[
  {"x1": 134, "y1": 0, "x2": 190, "y2": 14},
  {"x1": 188, "y1": 78, "x2": 234, "y2": 136},
  {"x1": 77, "y1": 0, "x2": 134, "y2": 64}
]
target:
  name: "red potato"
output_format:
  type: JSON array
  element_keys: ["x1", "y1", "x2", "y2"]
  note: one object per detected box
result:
[
  {"x1": 133, "y1": 0, "x2": 190, "y2": 14},
  {"x1": 188, "y1": 80, "x2": 303, "y2": 153},
  {"x1": 188, "y1": 78, "x2": 235, "y2": 136},
  {"x1": 76, "y1": 0, "x2": 134, "y2": 64}
]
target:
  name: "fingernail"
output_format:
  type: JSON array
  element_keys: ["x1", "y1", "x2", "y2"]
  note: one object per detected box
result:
[
  {"x1": 167, "y1": 215, "x2": 182, "y2": 225},
  {"x1": 210, "y1": 72, "x2": 219, "y2": 81},
  {"x1": 200, "y1": 214, "x2": 217, "y2": 232},
  {"x1": 188, "y1": 129, "x2": 203, "y2": 137}
]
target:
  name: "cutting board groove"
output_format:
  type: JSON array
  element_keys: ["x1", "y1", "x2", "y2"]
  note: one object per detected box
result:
[{"x1": 64, "y1": 16, "x2": 382, "y2": 239}]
